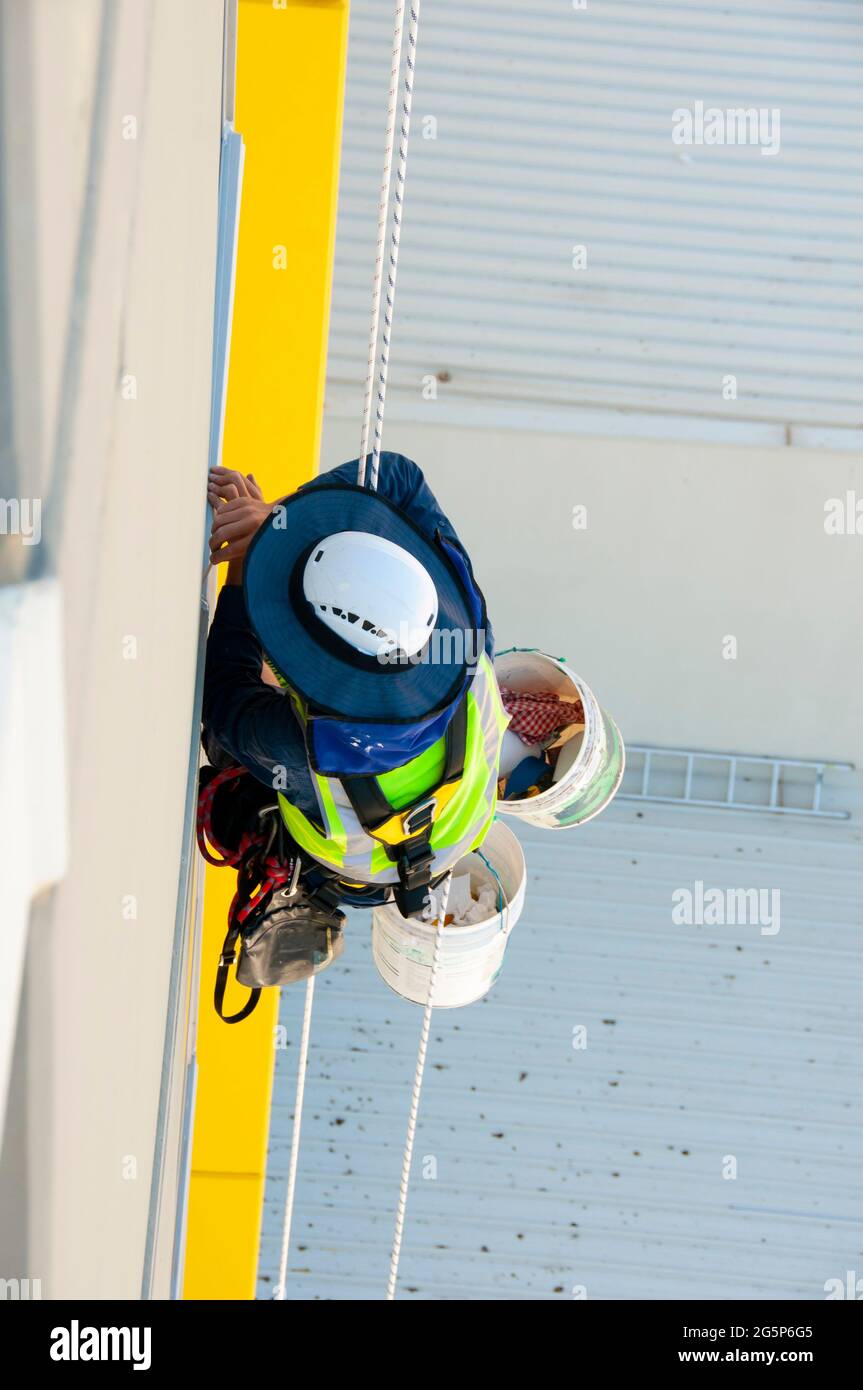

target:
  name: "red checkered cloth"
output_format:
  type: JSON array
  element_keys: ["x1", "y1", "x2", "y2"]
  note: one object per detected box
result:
[{"x1": 499, "y1": 686, "x2": 583, "y2": 745}]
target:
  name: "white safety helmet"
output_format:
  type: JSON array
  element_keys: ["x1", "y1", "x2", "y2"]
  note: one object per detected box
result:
[{"x1": 302, "y1": 530, "x2": 438, "y2": 659}]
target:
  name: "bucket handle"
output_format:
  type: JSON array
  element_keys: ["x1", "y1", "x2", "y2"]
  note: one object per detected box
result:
[
  {"x1": 495, "y1": 645, "x2": 568, "y2": 664},
  {"x1": 476, "y1": 848, "x2": 512, "y2": 935}
]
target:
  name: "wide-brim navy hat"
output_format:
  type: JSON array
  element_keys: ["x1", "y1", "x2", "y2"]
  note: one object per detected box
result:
[{"x1": 243, "y1": 480, "x2": 480, "y2": 723}]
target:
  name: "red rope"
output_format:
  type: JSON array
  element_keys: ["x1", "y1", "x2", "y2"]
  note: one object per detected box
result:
[
  {"x1": 197, "y1": 764, "x2": 295, "y2": 929},
  {"x1": 196, "y1": 765, "x2": 250, "y2": 866}
]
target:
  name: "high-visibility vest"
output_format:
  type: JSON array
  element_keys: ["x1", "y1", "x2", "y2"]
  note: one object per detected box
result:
[{"x1": 278, "y1": 653, "x2": 509, "y2": 890}]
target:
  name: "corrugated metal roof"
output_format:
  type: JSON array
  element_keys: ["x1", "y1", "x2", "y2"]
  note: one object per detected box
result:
[
  {"x1": 325, "y1": 0, "x2": 863, "y2": 446},
  {"x1": 258, "y1": 796, "x2": 863, "y2": 1300}
]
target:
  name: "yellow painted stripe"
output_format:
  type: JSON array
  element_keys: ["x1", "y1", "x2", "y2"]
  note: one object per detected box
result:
[{"x1": 184, "y1": 0, "x2": 349, "y2": 1300}]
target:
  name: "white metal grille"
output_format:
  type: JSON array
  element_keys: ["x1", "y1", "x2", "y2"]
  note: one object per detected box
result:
[{"x1": 327, "y1": 0, "x2": 863, "y2": 448}]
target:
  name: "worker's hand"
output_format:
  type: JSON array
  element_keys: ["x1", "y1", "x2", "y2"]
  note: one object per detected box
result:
[
  {"x1": 207, "y1": 466, "x2": 263, "y2": 507},
  {"x1": 208, "y1": 468, "x2": 272, "y2": 568}
]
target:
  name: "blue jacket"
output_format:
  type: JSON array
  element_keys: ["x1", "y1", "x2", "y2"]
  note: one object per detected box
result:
[{"x1": 202, "y1": 454, "x2": 494, "y2": 819}]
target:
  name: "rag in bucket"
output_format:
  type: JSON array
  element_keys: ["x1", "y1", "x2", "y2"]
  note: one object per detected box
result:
[{"x1": 499, "y1": 686, "x2": 583, "y2": 745}]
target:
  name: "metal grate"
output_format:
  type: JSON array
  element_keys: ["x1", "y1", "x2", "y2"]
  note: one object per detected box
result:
[
  {"x1": 619, "y1": 746, "x2": 853, "y2": 820},
  {"x1": 327, "y1": 0, "x2": 863, "y2": 450}
]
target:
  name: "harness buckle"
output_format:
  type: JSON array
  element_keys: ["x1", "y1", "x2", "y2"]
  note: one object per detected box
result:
[
  {"x1": 402, "y1": 797, "x2": 436, "y2": 837},
  {"x1": 398, "y1": 833, "x2": 435, "y2": 886}
]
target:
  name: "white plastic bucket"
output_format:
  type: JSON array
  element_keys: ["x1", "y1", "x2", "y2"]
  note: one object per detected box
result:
[
  {"x1": 495, "y1": 649, "x2": 625, "y2": 830},
  {"x1": 371, "y1": 821, "x2": 526, "y2": 1008}
]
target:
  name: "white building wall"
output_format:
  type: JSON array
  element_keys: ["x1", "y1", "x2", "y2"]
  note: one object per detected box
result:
[
  {"x1": 0, "y1": 0, "x2": 223, "y2": 1299},
  {"x1": 324, "y1": 418, "x2": 863, "y2": 770},
  {"x1": 322, "y1": 0, "x2": 863, "y2": 769}
]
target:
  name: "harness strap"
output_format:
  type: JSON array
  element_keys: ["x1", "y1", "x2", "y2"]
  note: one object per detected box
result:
[
  {"x1": 342, "y1": 694, "x2": 468, "y2": 845},
  {"x1": 303, "y1": 878, "x2": 345, "y2": 912},
  {"x1": 391, "y1": 834, "x2": 438, "y2": 917},
  {"x1": 337, "y1": 697, "x2": 469, "y2": 914},
  {"x1": 215, "y1": 920, "x2": 261, "y2": 1024}
]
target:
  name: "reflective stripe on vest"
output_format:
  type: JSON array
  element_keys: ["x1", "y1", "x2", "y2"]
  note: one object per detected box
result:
[{"x1": 278, "y1": 653, "x2": 510, "y2": 885}]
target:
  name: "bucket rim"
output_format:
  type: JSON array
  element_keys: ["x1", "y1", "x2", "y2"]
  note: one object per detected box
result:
[
  {"x1": 494, "y1": 650, "x2": 608, "y2": 807},
  {"x1": 494, "y1": 653, "x2": 625, "y2": 827}
]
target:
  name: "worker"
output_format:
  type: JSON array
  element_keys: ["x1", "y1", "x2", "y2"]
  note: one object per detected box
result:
[{"x1": 201, "y1": 453, "x2": 509, "y2": 1017}]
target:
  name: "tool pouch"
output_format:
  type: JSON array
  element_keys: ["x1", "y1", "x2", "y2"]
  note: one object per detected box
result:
[{"x1": 236, "y1": 890, "x2": 346, "y2": 989}]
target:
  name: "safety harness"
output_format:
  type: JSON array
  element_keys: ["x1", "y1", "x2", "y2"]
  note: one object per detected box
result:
[
  {"x1": 277, "y1": 652, "x2": 507, "y2": 910},
  {"x1": 338, "y1": 696, "x2": 467, "y2": 916}
]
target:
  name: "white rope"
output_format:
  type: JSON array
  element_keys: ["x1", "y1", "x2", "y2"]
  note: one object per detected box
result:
[
  {"x1": 355, "y1": 0, "x2": 435, "y2": 1295},
  {"x1": 271, "y1": 0, "x2": 427, "y2": 1303},
  {"x1": 386, "y1": 871, "x2": 452, "y2": 1300},
  {"x1": 358, "y1": 0, "x2": 405, "y2": 486},
  {"x1": 273, "y1": 974, "x2": 316, "y2": 1299},
  {"x1": 358, "y1": 1, "x2": 421, "y2": 492},
  {"x1": 273, "y1": 4, "x2": 418, "y2": 1286}
]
